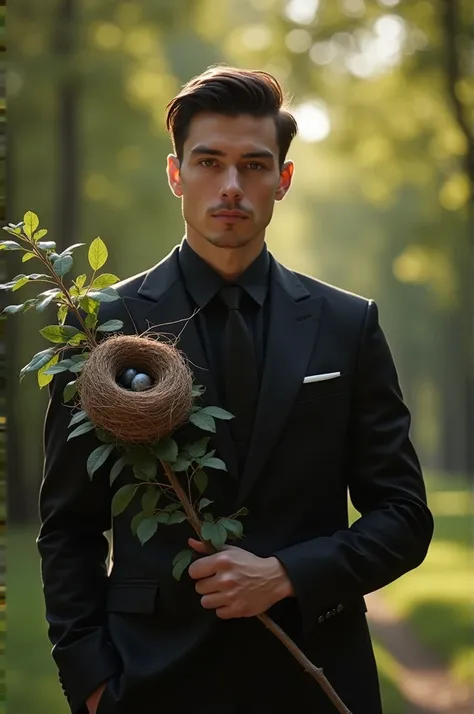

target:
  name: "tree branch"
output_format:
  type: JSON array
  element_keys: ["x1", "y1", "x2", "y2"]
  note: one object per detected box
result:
[{"x1": 160, "y1": 459, "x2": 353, "y2": 714}]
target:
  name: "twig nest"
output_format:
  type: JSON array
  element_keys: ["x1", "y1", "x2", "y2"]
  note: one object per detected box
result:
[{"x1": 77, "y1": 334, "x2": 194, "y2": 443}]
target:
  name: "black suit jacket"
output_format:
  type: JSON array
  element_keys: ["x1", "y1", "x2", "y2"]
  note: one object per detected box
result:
[{"x1": 37, "y1": 245, "x2": 434, "y2": 714}]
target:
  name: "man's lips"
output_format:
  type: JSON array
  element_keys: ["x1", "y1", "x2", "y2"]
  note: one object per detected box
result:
[{"x1": 211, "y1": 211, "x2": 249, "y2": 219}]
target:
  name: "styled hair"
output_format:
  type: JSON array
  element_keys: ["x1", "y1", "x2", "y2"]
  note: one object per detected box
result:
[{"x1": 165, "y1": 65, "x2": 298, "y2": 167}]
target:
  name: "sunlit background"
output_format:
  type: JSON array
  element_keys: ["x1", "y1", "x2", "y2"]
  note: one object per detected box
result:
[{"x1": 3, "y1": 0, "x2": 473, "y2": 712}]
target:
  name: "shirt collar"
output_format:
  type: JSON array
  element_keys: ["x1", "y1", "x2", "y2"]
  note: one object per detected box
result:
[{"x1": 178, "y1": 237, "x2": 270, "y2": 309}]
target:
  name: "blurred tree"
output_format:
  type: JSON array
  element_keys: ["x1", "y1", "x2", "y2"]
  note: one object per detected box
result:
[
  {"x1": 6, "y1": 0, "x2": 472, "y2": 522},
  {"x1": 212, "y1": 0, "x2": 473, "y2": 474}
]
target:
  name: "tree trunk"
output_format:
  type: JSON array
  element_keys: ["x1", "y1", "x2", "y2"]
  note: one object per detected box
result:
[
  {"x1": 55, "y1": 0, "x2": 79, "y2": 252},
  {"x1": 439, "y1": 0, "x2": 474, "y2": 478}
]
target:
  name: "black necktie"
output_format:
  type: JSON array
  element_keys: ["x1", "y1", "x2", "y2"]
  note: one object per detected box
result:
[{"x1": 219, "y1": 284, "x2": 259, "y2": 469}]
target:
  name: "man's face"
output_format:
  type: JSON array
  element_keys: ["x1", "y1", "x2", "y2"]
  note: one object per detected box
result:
[{"x1": 167, "y1": 113, "x2": 294, "y2": 250}]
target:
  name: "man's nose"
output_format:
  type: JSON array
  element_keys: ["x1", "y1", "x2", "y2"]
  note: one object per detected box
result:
[{"x1": 219, "y1": 167, "x2": 243, "y2": 201}]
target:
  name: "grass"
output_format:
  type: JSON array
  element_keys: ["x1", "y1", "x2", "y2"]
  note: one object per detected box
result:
[{"x1": 375, "y1": 470, "x2": 474, "y2": 686}]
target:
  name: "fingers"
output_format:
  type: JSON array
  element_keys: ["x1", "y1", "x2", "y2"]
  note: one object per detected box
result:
[
  {"x1": 194, "y1": 575, "x2": 220, "y2": 595},
  {"x1": 200, "y1": 592, "x2": 228, "y2": 610}
]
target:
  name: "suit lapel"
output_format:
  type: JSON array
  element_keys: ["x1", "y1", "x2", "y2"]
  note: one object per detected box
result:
[
  {"x1": 121, "y1": 247, "x2": 239, "y2": 481},
  {"x1": 236, "y1": 259, "x2": 324, "y2": 507}
]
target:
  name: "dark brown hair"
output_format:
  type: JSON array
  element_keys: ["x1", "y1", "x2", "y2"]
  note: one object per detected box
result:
[{"x1": 165, "y1": 65, "x2": 298, "y2": 167}]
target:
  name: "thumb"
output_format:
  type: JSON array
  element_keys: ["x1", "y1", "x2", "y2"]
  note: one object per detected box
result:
[{"x1": 188, "y1": 537, "x2": 209, "y2": 553}]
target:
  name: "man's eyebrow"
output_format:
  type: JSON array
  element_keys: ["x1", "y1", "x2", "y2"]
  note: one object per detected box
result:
[{"x1": 190, "y1": 145, "x2": 275, "y2": 160}]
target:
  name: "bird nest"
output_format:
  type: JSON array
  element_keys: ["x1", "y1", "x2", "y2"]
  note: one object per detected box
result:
[{"x1": 77, "y1": 334, "x2": 194, "y2": 444}]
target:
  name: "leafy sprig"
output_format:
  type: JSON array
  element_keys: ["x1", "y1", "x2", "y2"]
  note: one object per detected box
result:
[{"x1": 1, "y1": 211, "x2": 249, "y2": 577}]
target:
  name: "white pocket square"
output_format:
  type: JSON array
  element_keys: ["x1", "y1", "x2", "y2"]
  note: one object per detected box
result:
[{"x1": 303, "y1": 372, "x2": 341, "y2": 384}]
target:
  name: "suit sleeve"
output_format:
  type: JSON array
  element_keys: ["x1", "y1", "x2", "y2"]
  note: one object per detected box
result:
[
  {"x1": 37, "y1": 361, "x2": 121, "y2": 713},
  {"x1": 272, "y1": 299, "x2": 434, "y2": 636}
]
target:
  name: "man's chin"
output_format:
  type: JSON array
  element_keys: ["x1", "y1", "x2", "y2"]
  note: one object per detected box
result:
[{"x1": 206, "y1": 232, "x2": 252, "y2": 249}]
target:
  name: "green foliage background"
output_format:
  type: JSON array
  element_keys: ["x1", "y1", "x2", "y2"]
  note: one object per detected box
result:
[{"x1": 3, "y1": 1, "x2": 473, "y2": 712}]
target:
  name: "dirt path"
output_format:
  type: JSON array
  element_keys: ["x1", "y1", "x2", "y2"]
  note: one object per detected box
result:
[{"x1": 365, "y1": 592, "x2": 473, "y2": 714}]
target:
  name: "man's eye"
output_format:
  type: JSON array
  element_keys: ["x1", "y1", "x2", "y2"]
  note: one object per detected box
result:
[
  {"x1": 247, "y1": 163, "x2": 264, "y2": 170},
  {"x1": 200, "y1": 159, "x2": 217, "y2": 168}
]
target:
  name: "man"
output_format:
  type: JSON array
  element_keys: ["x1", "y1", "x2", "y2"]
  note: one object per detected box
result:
[{"x1": 37, "y1": 66, "x2": 434, "y2": 714}]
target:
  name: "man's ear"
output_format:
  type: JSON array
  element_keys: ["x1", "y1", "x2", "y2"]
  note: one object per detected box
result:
[
  {"x1": 275, "y1": 160, "x2": 294, "y2": 201},
  {"x1": 167, "y1": 154, "x2": 183, "y2": 197}
]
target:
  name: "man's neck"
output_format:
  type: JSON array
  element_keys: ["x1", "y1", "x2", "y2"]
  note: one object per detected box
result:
[{"x1": 185, "y1": 233, "x2": 266, "y2": 282}]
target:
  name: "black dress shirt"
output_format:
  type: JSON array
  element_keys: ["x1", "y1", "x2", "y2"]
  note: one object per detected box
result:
[{"x1": 177, "y1": 237, "x2": 271, "y2": 403}]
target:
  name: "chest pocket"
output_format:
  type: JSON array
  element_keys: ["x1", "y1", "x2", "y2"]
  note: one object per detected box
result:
[{"x1": 297, "y1": 372, "x2": 350, "y2": 403}]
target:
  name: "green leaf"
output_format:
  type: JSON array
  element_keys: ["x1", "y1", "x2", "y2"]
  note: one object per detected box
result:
[
  {"x1": 168, "y1": 511, "x2": 187, "y2": 525},
  {"x1": 33, "y1": 228, "x2": 48, "y2": 242},
  {"x1": 36, "y1": 292, "x2": 62, "y2": 311},
  {"x1": 37, "y1": 241, "x2": 56, "y2": 251},
  {"x1": 85, "y1": 314, "x2": 98, "y2": 330},
  {"x1": 198, "y1": 498, "x2": 214, "y2": 510},
  {"x1": 142, "y1": 487, "x2": 160, "y2": 514},
  {"x1": 91, "y1": 273, "x2": 120, "y2": 289},
  {"x1": 43, "y1": 359, "x2": 74, "y2": 375},
  {"x1": 23, "y1": 298, "x2": 39, "y2": 312},
  {"x1": 4, "y1": 223, "x2": 23, "y2": 235},
  {"x1": 130, "y1": 510, "x2": 146, "y2": 536},
  {"x1": 96, "y1": 319, "x2": 123, "y2": 333},
  {"x1": 131, "y1": 451, "x2": 158, "y2": 481},
  {"x1": 191, "y1": 383, "x2": 206, "y2": 398},
  {"x1": 137, "y1": 516, "x2": 158, "y2": 545},
  {"x1": 53, "y1": 254, "x2": 73, "y2": 278},
  {"x1": 111, "y1": 484, "x2": 137, "y2": 517},
  {"x1": 153, "y1": 437, "x2": 178, "y2": 463},
  {"x1": 110, "y1": 456, "x2": 126, "y2": 485},
  {"x1": 67, "y1": 421, "x2": 95, "y2": 440},
  {"x1": 75, "y1": 274, "x2": 87, "y2": 289},
  {"x1": 58, "y1": 243, "x2": 86, "y2": 255},
  {"x1": 80, "y1": 295, "x2": 99, "y2": 314},
  {"x1": 23, "y1": 211, "x2": 39, "y2": 238},
  {"x1": 69, "y1": 409, "x2": 88, "y2": 427},
  {"x1": 155, "y1": 512, "x2": 171, "y2": 524},
  {"x1": 171, "y1": 456, "x2": 191, "y2": 472},
  {"x1": 19, "y1": 348, "x2": 56, "y2": 381},
  {"x1": 38, "y1": 353, "x2": 59, "y2": 388},
  {"x1": 68, "y1": 331, "x2": 88, "y2": 346},
  {"x1": 172, "y1": 549, "x2": 193, "y2": 581},
  {"x1": 200, "y1": 456, "x2": 227, "y2": 471},
  {"x1": 164, "y1": 503, "x2": 182, "y2": 513},
  {"x1": 194, "y1": 469, "x2": 208, "y2": 494},
  {"x1": 71, "y1": 352, "x2": 89, "y2": 362},
  {"x1": 189, "y1": 411, "x2": 216, "y2": 433},
  {"x1": 63, "y1": 380, "x2": 77, "y2": 403},
  {"x1": 40, "y1": 324, "x2": 79, "y2": 343},
  {"x1": 0, "y1": 240, "x2": 22, "y2": 251},
  {"x1": 87, "y1": 287, "x2": 120, "y2": 303},
  {"x1": 22, "y1": 251, "x2": 36, "y2": 263},
  {"x1": 201, "y1": 522, "x2": 227, "y2": 549},
  {"x1": 69, "y1": 359, "x2": 87, "y2": 373},
  {"x1": 57, "y1": 304, "x2": 68, "y2": 324},
  {"x1": 203, "y1": 512, "x2": 214, "y2": 522},
  {"x1": 11, "y1": 277, "x2": 29, "y2": 292},
  {"x1": 201, "y1": 406, "x2": 234, "y2": 420},
  {"x1": 88, "y1": 237, "x2": 108, "y2": 270},
  {"x1": 186, "y1": 437, "x2": 210, "y2": 459},
  {"x1": 3, "y1": 303, "x2": 27, "y2": 315},
  {"x1": 87, "y1": 443, "x2": 114, "y2": 479},
  {"x1": 218, "y1": 518, "x2": 243, "y2": 539}
]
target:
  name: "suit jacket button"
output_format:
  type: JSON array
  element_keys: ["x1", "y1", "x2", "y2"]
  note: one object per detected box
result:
[
  {"x1": 325, "y1": 611, "x2": 332, "y2": 619},
  {"x1": 318, "y1": 615, "x2": 325, "y2": 624},
  {"x1": 332, "y1": 609, "x2": 336, "y2": 616},
  {"x1": 337, "y1": 603, "x2": 344, "y2": 613}
]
